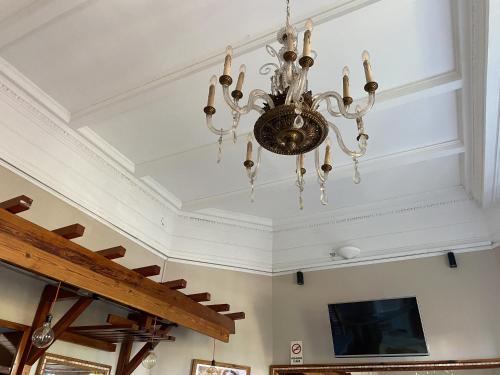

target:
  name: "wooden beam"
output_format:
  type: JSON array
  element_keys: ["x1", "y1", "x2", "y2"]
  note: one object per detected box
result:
[
  {"x1": 132, "y1": 265, "x2": 161, "y2": 277},
  {"x1": 69, "y1": 323, "x2": 139, "y2": 332},
  {"x1": 116, "y1": 341, "x2": 132, "y2": 375},
  {"x1": 224, "y1": 312, "x2": 245, "y2": 320},
  {"x1": 0, "y1": 320, "x2": 30, "y2": 375},
  {"x1": 96, "y1": 246, "x2": 126, "y2": 260},
  {"x1": 188, "y1": 292, "x2": 211, "y2": 302},
  {"x1": 0, "y1": 196, "x2": 33, "y2": 214},
  {"x1": 106, "y1": 314, "x2": 140, "y2": 328},
  {"x1": 0, "y1": 209, "x2": 234, "y2": 341},
  {"x1": 207, "y1": 304, "x2": 230, "y2": 312},
  {"x1": 161, "y1": 279, "x2": 187, "y2": 290},
  {"x1": 59, "y1": 332, "x2": 116, "y2": 352},
  {"x1": 27, "y1": 297, "x2": 93, "y2": 365},
  {"x1": 45, "y1": 285, "x2": 79, "y2": 301},
  {"x1": 51, "y1": 224, "x2": 85, "y2": 239},
  {"x1": 127, "y1": 314, "x2": 153, "y2": 331},
  {"x1": 123, "y1": 342, "x2": 158, "y2": 375}
]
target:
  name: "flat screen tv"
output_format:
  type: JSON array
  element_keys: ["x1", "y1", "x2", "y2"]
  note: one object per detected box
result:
[{"x1": 328, "y1": 297, "x2": 428, "y2": 357}]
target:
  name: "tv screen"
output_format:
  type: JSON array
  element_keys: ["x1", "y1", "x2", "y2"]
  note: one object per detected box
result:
[{"x1": 328, "y1": 297, "x2": 428, "y2": 357}]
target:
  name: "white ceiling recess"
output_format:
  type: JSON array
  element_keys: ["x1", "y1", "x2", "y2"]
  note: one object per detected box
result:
[{"x1": 0, "y1": 0, "x2": 498, "y2": 274}]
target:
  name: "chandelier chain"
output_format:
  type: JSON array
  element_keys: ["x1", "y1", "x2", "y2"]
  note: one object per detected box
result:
[{"x1": 285, "y1": 0, "x2": 291, "y2": 27}]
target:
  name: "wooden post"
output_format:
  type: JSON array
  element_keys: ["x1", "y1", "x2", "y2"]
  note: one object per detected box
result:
[{"x1": 116, "y1": 341, "x2": 133, "y2": 375}]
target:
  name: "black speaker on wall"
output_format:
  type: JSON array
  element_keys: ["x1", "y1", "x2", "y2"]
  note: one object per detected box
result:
[
  {"x1": 296, "y1": 271, "x2": 304, "y2": 285},
  {"x1": 447, "y1": 252, "x2": 457, "y2": 268}
]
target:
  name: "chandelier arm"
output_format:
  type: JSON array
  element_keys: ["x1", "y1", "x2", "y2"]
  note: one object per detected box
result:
[
  {"x1": 206, "y1": 114, "x2": 233, "y2": 136},
  {"x1": 312, "y1": 91, "x2": 375, "y2": 119},
  {"x1": 222, "y1": 86, "x2": 274, "y2": 114},
  {"x1": 328, "y1": 121, "x2": 367, "y2": 158},
  {"x1": 314, "y1": 147, "x2": 327, "y2": 183}
]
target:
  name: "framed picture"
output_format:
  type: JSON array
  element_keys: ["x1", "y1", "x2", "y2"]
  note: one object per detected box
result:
[{"x1": 191, "y1": 359, "x2": 251, "y2": 375}]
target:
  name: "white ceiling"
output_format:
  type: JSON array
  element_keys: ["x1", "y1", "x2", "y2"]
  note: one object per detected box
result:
[{"x1": 0, "y1": 0, "x2": 495, "y2": 224}]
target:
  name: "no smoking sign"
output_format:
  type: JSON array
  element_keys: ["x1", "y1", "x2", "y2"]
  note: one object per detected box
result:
[{"x1": 290, "y1": 340, "x2": 303, "y2": 365}]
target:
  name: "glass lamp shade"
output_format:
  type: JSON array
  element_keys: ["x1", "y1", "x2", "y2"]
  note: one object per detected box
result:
[
  {"x1": 32, "y1": 314, "x2": 55, "y2": 348},
  {"x1": 141, "y1": 350, "x2": 158, "y2": 369}
]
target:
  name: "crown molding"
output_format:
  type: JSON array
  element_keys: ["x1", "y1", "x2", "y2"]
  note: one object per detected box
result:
[
  {"x1": 0, "y1": 57, "x2": 70, "y2": 122},
  {"x1": 272, "y1": 240, "x2": 494, "y2": 275},
  {"x1": 459, "y1": 0, "x2": 500, "y2": 208},
  {"x1": 78, "y1": 126, "x2": 136, "y2": 174},
  {"x1": 0, "y1": 57, "x2": 274, "y2": 273}
]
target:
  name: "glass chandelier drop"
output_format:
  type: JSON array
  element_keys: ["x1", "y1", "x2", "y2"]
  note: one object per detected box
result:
[{"x1": 203, "y1": 0, "x2": 378, "y2": 209}]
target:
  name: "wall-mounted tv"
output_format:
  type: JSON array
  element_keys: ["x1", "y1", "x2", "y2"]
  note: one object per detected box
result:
[{"x1": 328, "y1": 297, "x2": 428, "y2": 357}]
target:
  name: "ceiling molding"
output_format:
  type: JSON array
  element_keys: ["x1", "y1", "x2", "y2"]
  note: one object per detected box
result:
[
  {"x1": 68, "y1": 0, "x2": 383, "y2": 129},
  {"x1": 272, "y1": 186, "x2": 470, "y2": 232},
  {"x1": 459, "y1": 0, "x2": 500, "y2": 208},
  {"x1": 0, "y1": 0, "x2": 91, "y2": 50},
  {"x1": 0, "y1": 56, "x2": 70, "y2": 122},
  {"x1": 0, "y1": 57, "x2": 274, "y2": 273},
  {"x1": 78, "y1": 126, "x2": 136, "y2": 174},
  {"x1": 272, "y1": 240, "x2": 494, "y2": 275},
  {"x1": 272, "y1": 187, "x2": 492, "y2": 272},
  {"x1": 182, "y1": 140, "x2": 465, "y2": 211}
]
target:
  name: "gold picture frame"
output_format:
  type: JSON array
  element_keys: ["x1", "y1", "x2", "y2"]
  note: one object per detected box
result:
[
  {"x1": 269, "y1": 358, "x2": 500, "y2": 375},
  {"x1": 36, "y1": 353, "x2": 111, "y2": 375},
  {"x1": 191, "y1": 359, "x2": 251, "y2": 375}
]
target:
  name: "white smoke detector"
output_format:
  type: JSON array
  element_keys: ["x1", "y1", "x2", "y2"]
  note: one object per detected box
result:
[{"x1": 331, "y1": 246, "x2": 361, "y2": 260}]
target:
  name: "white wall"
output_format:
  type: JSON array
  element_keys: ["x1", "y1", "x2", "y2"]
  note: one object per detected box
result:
[{"x1": 272, "y1": 249, "x2": 500, "y2": 364}]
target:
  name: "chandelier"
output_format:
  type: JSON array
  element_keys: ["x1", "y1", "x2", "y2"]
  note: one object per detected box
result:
[{"x1": 203, "y1": 0, "x2": 378, "y2": 209}]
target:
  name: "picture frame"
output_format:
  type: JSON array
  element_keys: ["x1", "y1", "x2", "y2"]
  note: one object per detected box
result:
[
  {"x1": 191, "y1": 359, "x2": 251, "y2": 375},
  {"x1": 35, "y1": 353, "x2": 111, "y2": 375}
]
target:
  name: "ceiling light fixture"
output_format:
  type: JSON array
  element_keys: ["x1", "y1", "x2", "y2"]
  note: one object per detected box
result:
[{"x1": 204, "y1": 0, "x2": 378, "y2": 209}]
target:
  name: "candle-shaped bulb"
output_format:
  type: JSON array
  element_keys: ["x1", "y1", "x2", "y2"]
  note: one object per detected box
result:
[
  {"x1": 207, "y1": 75, "x2": 217, "y2": 107},
  {"x1": 362, "y1": 50, "x2": 373, "y2": 82},
  {"x1": 246, "y1": 140, "x2": 253, "y2": 162},
  {"x1": 223, "y1": 45, "x2": 233, "y2": 76},
  {"x1": 235, "y1": 64, "x2": 246, "y2": 92},
  {"x1": 324, "y1": 144, "x2": 332, "y2": 166},
  {"x1": 342, "y1": 65, "x2": 350, "y2": 98},
  {"x1": 303, "y1": 19, "x2": 313, "y2": 58},
  {"x1": 362, "y1": 50, "x2": 370, "y2": 63},
  {"x1": 305, "y1": 18, "x2": 313, "y2": 32}
]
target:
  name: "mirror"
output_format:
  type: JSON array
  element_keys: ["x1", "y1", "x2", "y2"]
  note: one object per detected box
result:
[
  {"x1": 0, "y1": 318, "x2": 30, "y2": 375},
  {"x1": 36, "y1": 354, "x2": 111, "y2": 375}
]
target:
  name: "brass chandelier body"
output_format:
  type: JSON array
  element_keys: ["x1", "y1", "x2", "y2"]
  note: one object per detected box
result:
[{"x1": 203, "y1": 1, "x2": 378, "y2": 209}]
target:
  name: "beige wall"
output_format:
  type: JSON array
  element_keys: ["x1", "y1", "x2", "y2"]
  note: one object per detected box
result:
[
  {"x1": 272, "y1": 250, "x2": 500, "y2": 364},
  {"x1": 0, "y1": 166, "x2": 273, "y2": 374}
]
